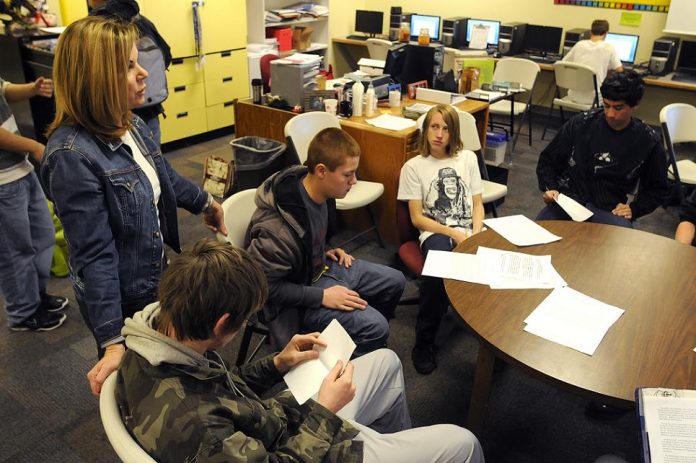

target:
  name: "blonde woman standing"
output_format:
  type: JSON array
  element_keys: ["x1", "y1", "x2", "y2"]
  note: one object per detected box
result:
[{"x1": 40, "y1": 16, "x2": 227, "y2": 397}]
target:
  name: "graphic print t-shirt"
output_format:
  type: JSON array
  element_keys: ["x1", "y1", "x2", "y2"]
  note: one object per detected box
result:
[{"x1": 398, "y1": 151, "x2": 483, "y2": 244}]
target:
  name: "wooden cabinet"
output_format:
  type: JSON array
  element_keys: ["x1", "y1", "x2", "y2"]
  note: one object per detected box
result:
[{"x1": 139, "y1": 0, "x2": 249, "y2": 143}]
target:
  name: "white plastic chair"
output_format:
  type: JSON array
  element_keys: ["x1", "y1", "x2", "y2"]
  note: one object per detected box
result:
[
  {"x1": 284, "y1": 112, "x2": 385, "y2": 247},
  {"x1": 217, "y1": 188, "x2": 258, "y2": 247},
  {"x1": 417, "y1": 109, "x2": 508, "y2": 216},
  {"x1": 217, "y1": 189, "x2": 270, "y2": 365},
  {"x1": 489, "y1": 58, "x2": 541, "y2": 152},
  {"x1": 366, "y1": 38, "x2": 392, "y2": 61},
  {"x1": 659, "y1": 103, "x2": 696, "y2": 197},
  {"x1": 541, "y1": 61, "x2": 599, "y2": 140},
  {"x1": 99, "y1": 372, "x2": 157, "y2": 463}
]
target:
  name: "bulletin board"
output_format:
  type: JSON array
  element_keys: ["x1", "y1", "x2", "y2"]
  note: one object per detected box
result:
[{"x1": 553, "y1": 0, "x2": 670, "y2": 12}]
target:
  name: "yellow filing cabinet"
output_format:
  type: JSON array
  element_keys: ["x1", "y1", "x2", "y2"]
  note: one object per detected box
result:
[
  {"x1": 139, "y1": 0, "x2": 196, "y2": 59},
  {"x1": 206, "y1": 102, "x2": 237, "y2": 132},
  {"x1": 141, "y1": 0, "x2": 248, "y2": 142},
  {"x1": 201, "y1": 0, "x2": 247, "y2": 53},
  {"x1": 160, "y1": 83, "x2": 206, "y2": 143},
  {"x1": 204, "y1": 50, "x2": 249, "y2": 107}
]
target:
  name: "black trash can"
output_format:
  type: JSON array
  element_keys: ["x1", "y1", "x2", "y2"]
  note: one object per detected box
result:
[{"x1": 229, "y1": 136, "x2": 287, "y2": 192}]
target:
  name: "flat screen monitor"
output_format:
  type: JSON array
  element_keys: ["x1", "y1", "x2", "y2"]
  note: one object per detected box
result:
[
  {"x1": 605, "y1": 33, "x2": 639, "y2": 64},
  {"x1": 355, "y1": 10, "x2": 384, "y2": 37},
  {"x1": 523, "y1": 25, "x2": 563, "y2": 54},
  {"x1": 676, "y1": 40, "x2": 696, "y2": 72},
  {"x1": 465, "y1": 19, "x2": 501, "y2": 46},
  {"x1": 410, "y1": 14, "x2": 441, "y2": 41}
]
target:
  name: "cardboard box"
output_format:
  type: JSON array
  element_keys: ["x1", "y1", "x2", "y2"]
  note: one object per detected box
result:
[
  {"x1": 292, "y1": 26, "x2": 313, "y2": 51},
  {"x1": 202, "y1": 156, "x2": 234, "y2": 198},
  {"x1": 267, "y1": 27, "x2": 293, "y2": 52}
]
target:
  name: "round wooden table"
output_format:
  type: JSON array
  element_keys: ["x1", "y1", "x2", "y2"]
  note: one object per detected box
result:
[{"x1": 445, "y1": 221, "x2": 696, "y2": 435}]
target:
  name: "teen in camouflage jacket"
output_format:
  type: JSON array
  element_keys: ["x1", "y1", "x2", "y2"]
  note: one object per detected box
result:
[{"x1": 116, "y1": 303, "x2": 363, "y2": 462}]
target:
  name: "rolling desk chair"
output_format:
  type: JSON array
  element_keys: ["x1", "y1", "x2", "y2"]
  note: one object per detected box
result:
[
  {"x1": 366, "y1": 38, "x2": 392, "y2": 61},
  {"x1": 660, "y1": 103, "x2": 696, "y2": 200}
]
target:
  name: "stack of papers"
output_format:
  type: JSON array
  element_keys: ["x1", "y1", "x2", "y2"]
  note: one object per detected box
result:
[
  {"x1": 523, "y1": 287, "x2": 625, "y2": 355},
  {"x1": 283, "y1": 319, "x2": 355, "y2": 405},
  {"x1": 465, "y1": 90, "x2": 506, "y2": 102},
  {"x1": 422, "y1": 246, "x2": 566, "y2": 289},
  {"x1": 272, "y1": 53, "x2": 322, "y2": 65},
  {"x1": 483, "y1": 215, "x2": 562, "y2": 246},
  {"x1": 365, "y1": 114, "x2": 416, "y2": 131},
  {"x1": 402, "y1": 103, "x2": 434, "y2": 120}
]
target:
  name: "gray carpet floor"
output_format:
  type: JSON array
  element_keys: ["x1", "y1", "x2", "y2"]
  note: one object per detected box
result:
[{"x1": 0, "y1": 114, "x2": 686, "y2": 463}]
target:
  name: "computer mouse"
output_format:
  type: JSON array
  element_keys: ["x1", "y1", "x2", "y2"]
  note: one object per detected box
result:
[{"x1": 492, "y1": 51, "x2": 502, "y2": 58}]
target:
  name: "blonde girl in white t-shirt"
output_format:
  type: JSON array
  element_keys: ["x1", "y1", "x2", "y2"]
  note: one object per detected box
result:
[{"x1": 397, "y1": 104, "x2": 484, "y2": 374}]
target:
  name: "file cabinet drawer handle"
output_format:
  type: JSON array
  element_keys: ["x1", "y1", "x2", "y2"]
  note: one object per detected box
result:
[
  {"x1": 176, "y1": 112, "x2": 189, "y2": 118},
  {"x1": 222, "y1": 77, "x2": 233, "y2": 83},
  {"x1": 174, "y1": 86, "x2": 186, "y2": 92},
  {"x1": 171, "y1": 58, "x2": 184, "y2": 65},
  {"x1": 223, "y1": 101, "x2": 235, "y2": 107},
  {"x1": 221, "y1": 51, "x2": 231, "y2": 57}
]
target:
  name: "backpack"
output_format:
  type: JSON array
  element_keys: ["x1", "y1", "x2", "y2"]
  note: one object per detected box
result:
[{"x1": 137, "y1": 35, "x2": 168, "y2": 108}]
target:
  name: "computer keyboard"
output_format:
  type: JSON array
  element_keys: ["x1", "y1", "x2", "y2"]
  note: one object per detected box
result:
[
  {"x1": 518, "y1": 53, "x2": 560, "y2": 63},
  {"x1": 671, "y1": 72, "x2": 696, "y2": 84},
  {"x1": 346, "y1": 35, "x2": 369, "y2": 41}
]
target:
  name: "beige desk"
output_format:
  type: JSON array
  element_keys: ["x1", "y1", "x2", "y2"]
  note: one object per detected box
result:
[{"x1": 234, "y1": 97, "x2": 489, "y2": 244}]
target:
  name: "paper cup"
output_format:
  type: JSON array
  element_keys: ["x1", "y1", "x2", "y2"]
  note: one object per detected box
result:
[{"x1": 323, "y1": 98, "x2": 338, "y2": 115}]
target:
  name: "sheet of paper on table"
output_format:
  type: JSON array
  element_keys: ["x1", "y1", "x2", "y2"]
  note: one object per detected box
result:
[
  {"x1": 421, "y1": 247, "x2": 566, "y2": 289},
  {"x1": 483, "y1": 215, "x2": 562, "y2": 246},
  {"x1": 365, "y1": 114, "x2": 417, "y2": 131},
  {"x1": 523, "y1": 286, "x2": 624, "y2": 356},
  {"x1": 283, "y1": 319, "x2": 356, "y2": 405},
  {"x1": 556, "y1": 193, "x2": 594, "y2": 222},
  {"x1": 476, "y1": 246, "x2": 566, "y2": 289}
]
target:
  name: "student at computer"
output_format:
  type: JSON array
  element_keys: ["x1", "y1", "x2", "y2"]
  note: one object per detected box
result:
[
  {"x1": 563, "y1": 19, "x2": 623, "y2": 104},
  {"x1": 397, "y1": 105, "x2": 484, "y2": 375},
  {"x1": 675, "y1": 188, "x2": 696, "y2": 245},
  {"x1": 536, "y1": 71, "x2": 669, "y2": 228}
]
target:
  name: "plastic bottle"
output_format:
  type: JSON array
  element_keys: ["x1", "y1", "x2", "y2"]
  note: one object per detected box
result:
[
  {"x1": 364, "y1": 82, "x2": 375, "y2": 118},
  {"x1": 352, "y1": 80, "x2": 364, "y2": 117}
]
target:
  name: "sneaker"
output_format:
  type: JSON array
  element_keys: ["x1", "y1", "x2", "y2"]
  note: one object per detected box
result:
[
  {"x1": 9, "y1": 309, "x2": 67, "y2": 332},
  {"x1": 411, "y1": 343, "x2": 437, "y2": 375},
  {"x1": 40, "y1": 293, "x2": 69, "y2": 312}
]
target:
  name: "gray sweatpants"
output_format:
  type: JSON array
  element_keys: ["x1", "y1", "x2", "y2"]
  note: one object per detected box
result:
[{"x1": 337, "y1": 349, "x2": 484, "y2": 463}]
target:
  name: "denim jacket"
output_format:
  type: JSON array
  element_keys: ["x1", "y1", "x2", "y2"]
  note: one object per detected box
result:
[{"x1": 40, "y1": 116, "x2": 208, "y2": 346}]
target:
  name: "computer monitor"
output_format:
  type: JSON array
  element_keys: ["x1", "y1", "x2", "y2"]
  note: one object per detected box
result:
[
  {"x1": 465, "y1": 19, "x2": 501, "y2": 46},
  {"x1": 355, "y1": 10, "x2": 384, "y2": 37},
  {"x1": 676, "y1": 41, "x2": 696, "y2": 73},
  {"x1": 523, "y1": 25, "x2": 563, "y2": 55},
  {"x1": 605, "y1": 33, "x2": 639, "y2": 64},
  {"x1": 410, "y1": 14, "x2": 441, "y2": 41}
]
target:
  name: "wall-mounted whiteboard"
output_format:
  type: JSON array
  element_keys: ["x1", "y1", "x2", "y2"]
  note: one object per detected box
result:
[{"x1": 664, "y1": 0, "x2": 696, "y2": 36}]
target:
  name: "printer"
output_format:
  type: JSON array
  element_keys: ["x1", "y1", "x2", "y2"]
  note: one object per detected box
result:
[{"x1": 343, "y1": 74, "x2": 393, "y2": 99}]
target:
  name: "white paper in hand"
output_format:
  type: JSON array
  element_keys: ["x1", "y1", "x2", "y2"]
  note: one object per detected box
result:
[
  {"x1": 283, "y1": 319, "x2": 356, "y2": 405},
  {"x1": 556, "y1": 193, "x2": 593, "y2": 222}
]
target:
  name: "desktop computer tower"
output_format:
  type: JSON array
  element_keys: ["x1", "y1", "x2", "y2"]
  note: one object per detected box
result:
[
  {"x1": 389, "y1": 7, "x2": 413, "y2": 41},
  {"x1": 499, "y1": 22, "x2": 527, "y2": 56},
  {"x1": 396, "y1": 43, "x2": 444, "y2": 88},
  {"x1": 650, "y1": 36, "x2": 680, "y2": 76},
  {"x1": 563, "y1": 28, "x2": 590, "y2": 55},
  {"x1": 442, "y1": 17, "x2": 468, "y2": 49}
]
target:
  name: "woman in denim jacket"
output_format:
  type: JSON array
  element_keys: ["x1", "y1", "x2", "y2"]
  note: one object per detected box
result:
[{"x1": 40, "y1": 16, "x2": 227, "y2": 397}]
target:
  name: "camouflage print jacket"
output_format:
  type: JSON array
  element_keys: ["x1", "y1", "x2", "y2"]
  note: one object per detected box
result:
[{"x1": 116, "y1": 303, "x2": 362, "y2": 462}]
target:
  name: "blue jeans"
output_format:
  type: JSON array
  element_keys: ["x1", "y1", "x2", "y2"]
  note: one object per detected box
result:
[
  {"x1": 536, "y1": 201, "x2": 633, "y2": 228},
  {"x1": 0, "y1": 172, "x2": 55, "y2": 325},
  {"x1": 304, "y1": 259, "x2": 405, "y2": 357},
  {"x1": 416, "y1": 234, "x2": 454, "y2": 347}
]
